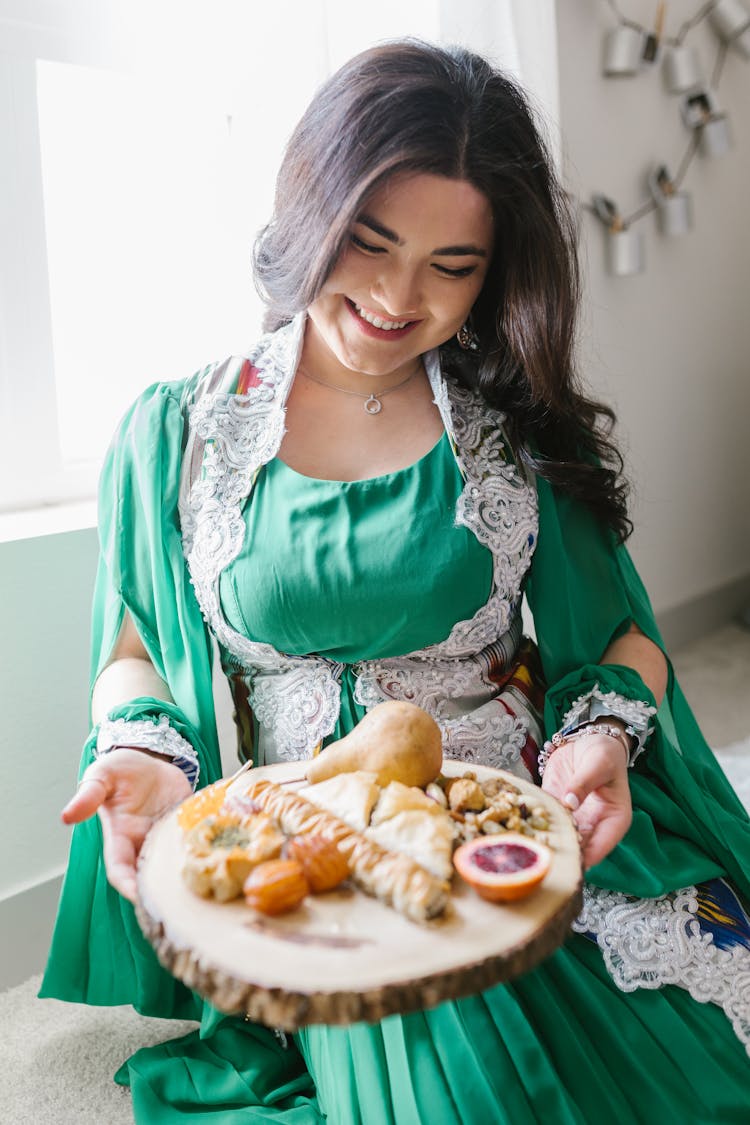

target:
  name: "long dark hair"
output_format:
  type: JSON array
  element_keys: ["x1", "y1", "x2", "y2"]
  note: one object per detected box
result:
[{"x1": 253, "y1": 40, "x2": 631, "y2": 541}]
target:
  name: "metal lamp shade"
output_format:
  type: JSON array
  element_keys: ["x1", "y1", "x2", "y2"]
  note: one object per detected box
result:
[
  {"x1": 603, "y1": 27, "x2": 644, "y2": 75},
  {"x1": 656, "y1": 193, "x2": 693, "y2": 236},
  {"x1": 663, "y1": 46, "x2": 703, "y2": 93},
  {"x1": 699, "y1": 115, "x2": 733, "y2": 157},
  {"x1": 606, "y1": 228, "x2": 645, "y2": 276},
  {"x1": 709, "y1": 0, "x2": 750, "y2": 42}
]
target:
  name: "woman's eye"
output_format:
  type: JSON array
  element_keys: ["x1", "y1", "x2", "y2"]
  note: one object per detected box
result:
[
  {"x1": 435, "y1": 264, "x2": 477, "y2": 278},
  {"x1": 350, "y1": 233, "x2": 384, "y2": 254}
]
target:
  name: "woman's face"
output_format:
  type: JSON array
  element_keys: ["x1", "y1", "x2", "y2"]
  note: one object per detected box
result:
[{"x1": 304, "y1": 172, "x2": 494, "y2": 383}]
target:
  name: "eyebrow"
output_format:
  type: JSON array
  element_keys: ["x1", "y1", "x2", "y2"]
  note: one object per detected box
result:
[{"x1": 357, "y1": 214, "x2": 488, "y2": 258}]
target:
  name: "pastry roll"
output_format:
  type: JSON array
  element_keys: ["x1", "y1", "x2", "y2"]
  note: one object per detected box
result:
[{"x1": 244, "y1": 779, "x2": 448, "y2": 922}]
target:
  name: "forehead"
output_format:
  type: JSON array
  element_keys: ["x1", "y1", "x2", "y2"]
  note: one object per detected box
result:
[{"x1": 362, "y1": 173, "x2": 494, "y2": 247}]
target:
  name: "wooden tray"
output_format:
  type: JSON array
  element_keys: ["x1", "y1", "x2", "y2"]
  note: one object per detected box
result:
[{"x1": 136, "y1": 760, "x2": 583, "y2": 1030}]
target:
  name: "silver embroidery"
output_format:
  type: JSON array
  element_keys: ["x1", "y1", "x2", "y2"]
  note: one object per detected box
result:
[
  {"x1": 353, "y1": 653, "x2": 496, "y2": 718},
  {"x1": 95, "y1": 715, "x2": 200, "y2": 784},
  {"x1": 561, "y1": 685, "x2": 657, "y2": 764},
  {"x1": 179, "y1": 317, "x2": 343, "y2": 759},
  {"x1": 440, "y1": 704, "x2": 530, "y2": 771},
  {"x1": 251, "y1": 664, "x2": 344, "y2": 763},
  {"x1": 572, "y1": 884, "x2": 750, "y2": 1055},
  {"x1": 179, "y1": 316, "x2": 539, "y2": 765},
  {"x1": 418, "y1": 361, "x2": 538, "y2": 660}
]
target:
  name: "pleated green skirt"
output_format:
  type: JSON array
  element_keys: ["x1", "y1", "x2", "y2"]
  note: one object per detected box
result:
[{"x1": 115, "y1": 930, "x2": 749, "y2": 1124}]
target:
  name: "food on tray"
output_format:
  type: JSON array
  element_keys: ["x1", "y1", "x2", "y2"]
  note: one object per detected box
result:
[
  {"x1": 366, "y1": 809, "x2": 455, "y2": 882},
  {"x1": 448, "y1": 774, "x2": 551, "y2": 846},
  {"x1": 299, "y1": 771, "x2": 381, "y2": 832},
  {"x1": 305, "y1": 701, "x2": 443, "y2": 789},
  {"x1": 243, "y1": 859, "x2": 309, "y2": 915},
  {"x1": 445, "y1": 777, "x2": 485, "y2": 813},
  {"x1": 245, "y1": 778, "x2": 449, "y2": 923},
  {"x1": 177, "y1": 778, "x2": 233, "y2": 832},
  {"x1": 177, "y1": 752, "x2": 557, "y2": 922},
  {"x1": 370, "y1": 779, "x2": 445, "y2": 824},
  {"x1": 453, "y1": 834, "x2": 552, "y2": 902},
  {"x1": 182, "y1": 812, "x2": 285, "y2": 901},
  {"x1": 283, "y1": 835, "x2": 350, "y2": 893}
]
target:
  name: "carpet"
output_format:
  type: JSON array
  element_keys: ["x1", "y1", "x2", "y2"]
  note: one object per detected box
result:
[
  {"x1": 3, "y1": 741, "x2": 748, "y2": 1125},
  {"x1": 713, "y1": 740, "x2": 750, "y2": 812}
]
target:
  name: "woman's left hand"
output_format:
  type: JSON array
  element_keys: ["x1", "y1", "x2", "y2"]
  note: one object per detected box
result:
[{"x1": 541, "y1": 733, "x2": 632, "y2": 869}]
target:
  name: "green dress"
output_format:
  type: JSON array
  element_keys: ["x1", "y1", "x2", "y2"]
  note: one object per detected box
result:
[{"x1": 40, "y1": 325, "x2": 750, "y2": 1123}]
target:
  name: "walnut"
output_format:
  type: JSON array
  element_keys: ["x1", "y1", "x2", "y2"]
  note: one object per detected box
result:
[{"x1": 447, "y1": 778, "x2": 485, "y2": 814}]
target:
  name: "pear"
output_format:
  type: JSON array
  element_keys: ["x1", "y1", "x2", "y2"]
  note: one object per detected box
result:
[{"x1": 306, "y1": 701, "x2": 443, "y2": 789}]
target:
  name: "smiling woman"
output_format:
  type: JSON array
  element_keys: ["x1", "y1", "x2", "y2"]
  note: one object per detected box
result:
[
  {"x1": 41, "y1": 37, "x2": 750, "y2": 1125},
  {"x1": 282, "y1": 173, "x2": 494, "y2": 480}
]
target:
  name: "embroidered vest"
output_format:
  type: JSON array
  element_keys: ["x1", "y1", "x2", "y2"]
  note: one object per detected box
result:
[{"x1": 178, "y1": 315, "x2": 541, "y2": 768}]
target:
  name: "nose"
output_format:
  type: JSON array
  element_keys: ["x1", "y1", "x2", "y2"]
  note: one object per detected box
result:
[{"x1": 371, "y1": 261, "x2": 422, "y2": 318}]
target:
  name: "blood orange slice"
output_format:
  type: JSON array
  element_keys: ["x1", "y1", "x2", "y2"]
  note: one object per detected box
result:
[{"x1": 453, "y1": 833, "x2": 551, "y2": 902}]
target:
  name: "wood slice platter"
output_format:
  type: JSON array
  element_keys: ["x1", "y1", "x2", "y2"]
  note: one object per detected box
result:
[{"x1": 136, "y1": 759, "x2": 583, "y2": 1030}]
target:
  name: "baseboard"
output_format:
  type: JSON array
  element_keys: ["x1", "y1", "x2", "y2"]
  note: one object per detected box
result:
[
  {"x1": 0, "y1": 870, "x2": 64, "y2": 992},
  {"x1": 656, "y1": 573, "x2": 750, "y2": 651}
]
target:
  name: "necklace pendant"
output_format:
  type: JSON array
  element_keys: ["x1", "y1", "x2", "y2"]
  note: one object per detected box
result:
[{"x1": 364, "y1": 395, "x2": 382, "y2": 415}]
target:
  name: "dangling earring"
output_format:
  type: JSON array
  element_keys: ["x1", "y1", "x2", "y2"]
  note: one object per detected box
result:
[{"x1": 456, "y1": 316, "x2": 480, "y2": 352}]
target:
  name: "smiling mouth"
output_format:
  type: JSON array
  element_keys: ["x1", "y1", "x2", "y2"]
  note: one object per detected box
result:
[{"x1": 345, "y1": 298, "x2": 420, "y2": 338}]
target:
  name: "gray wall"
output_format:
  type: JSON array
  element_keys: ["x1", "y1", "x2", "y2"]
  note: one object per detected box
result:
[
  {"x1": 0, "y1": 529, "x2": 97, "y2": 987},
  {"x1": 557, "y1": 1, "x2": 750, "y2": 619}
]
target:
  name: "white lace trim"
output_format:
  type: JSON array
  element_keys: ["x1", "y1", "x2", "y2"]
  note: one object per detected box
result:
[
  {"x1": 440, "y1": 703, "x2": 530, "y2": 770},
  {"x1": 250, "y1": 664, "x2": 345, "y2": 763},
  {"x1": 419, "y1": 357, "x2": 538, "y2": 660},
  {"x1": 178, "y1": 316, "x2": 343, "y2": 759},
  {"x1": 95, "y1": 715, "x2": 200, "y2": 787},
  {"x1": 572, "y1": 884, "x2": 750, "y2": 1055},
  {"x1": 561, "y1": 684, "x2": 657, "y2": 764},
  {"x1": 178, "y1": 316, "x2": 538, "y2": 763}
]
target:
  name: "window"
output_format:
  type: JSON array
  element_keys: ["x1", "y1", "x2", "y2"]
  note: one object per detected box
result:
[{"x1": 0, "y1": 0, "x2": 557, "y2": 523}]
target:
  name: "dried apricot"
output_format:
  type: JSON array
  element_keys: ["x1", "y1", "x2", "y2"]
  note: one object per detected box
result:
[
  {"x1": 243, "y1": 859, "x2": 309, "y2": 915},
  {"x1": 283, "y1": 835, "x2": 350, "y2": 893}
]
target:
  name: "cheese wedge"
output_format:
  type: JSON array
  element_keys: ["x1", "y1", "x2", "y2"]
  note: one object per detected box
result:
[
  {"x1": 298, "y1": 771, "x2": 381, "y2": 833},
  {"x1": 366, "y1": 808, "x2": 456, "y2": 882},
  {"x1": 370, "y1": 780, "x2": 446, "y2": 826}
]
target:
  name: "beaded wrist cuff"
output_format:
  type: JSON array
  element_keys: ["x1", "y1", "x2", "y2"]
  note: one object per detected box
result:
[
  {"x1": 538, "y1": 684, "x2": 656, "y2": 778},
  {"x1": 538, "y1": 722, "x2": 632, "y2": 777},
  {"x1": 95, "y1": 715, "x2": 200, "y2": 789}
]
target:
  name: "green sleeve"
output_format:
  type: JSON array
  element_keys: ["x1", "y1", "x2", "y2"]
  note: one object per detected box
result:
[
  {"x1": 40, "y1": 377, "x2": 221, "y2": 1017},
  {"x1": 526, "y1": 475, "x2": 750, "y2": 899}
]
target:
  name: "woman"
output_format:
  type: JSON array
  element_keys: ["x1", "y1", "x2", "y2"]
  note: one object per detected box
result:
[{"x1": 41, "y1": 41, "x2": 749, "y2": 1123}]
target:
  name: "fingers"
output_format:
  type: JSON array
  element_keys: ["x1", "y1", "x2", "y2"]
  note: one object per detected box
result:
[
  {"x1": 98, "y1": 808, "x2": 139, "y2": 903},
  {"x1": 560, "y1": 744, "x2": 625, "y2": 813},
  {"x1": 61, "y1": 770, "x2": 112, "y2": 825},
  {"x1": 581, "y1": 814, "x2": 631, "y2": 870}
]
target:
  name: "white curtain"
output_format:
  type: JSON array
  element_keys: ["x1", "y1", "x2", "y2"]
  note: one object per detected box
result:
[
  {"x1": 323, "y1": 0, "x2": 561, "y2": 160},
  {"x1": 0, "y1": 0, "x2": 560, "y2": 515}
]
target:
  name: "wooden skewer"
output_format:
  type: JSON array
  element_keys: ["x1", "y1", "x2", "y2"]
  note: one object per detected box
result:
[
  {"x1": 655, "y1": 1, "x2": 667, "y2": 44},
  {"x1": 223, "y1": 759, "x2": 307, "y2": 787}
]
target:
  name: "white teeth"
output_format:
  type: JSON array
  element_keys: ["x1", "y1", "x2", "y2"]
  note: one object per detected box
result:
[{"x1": 353, "y1": 302, "x2": 410, "y2": 330}]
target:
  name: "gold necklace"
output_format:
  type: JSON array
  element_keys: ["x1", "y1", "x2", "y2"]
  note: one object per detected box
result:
[{"x1": 298, "y1": 362, "x2": 423, "y2": 415}]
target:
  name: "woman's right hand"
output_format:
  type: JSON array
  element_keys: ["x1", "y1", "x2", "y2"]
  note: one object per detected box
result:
[{"x1": 61, "y1": 748, "x2": 192, "y2": 903}]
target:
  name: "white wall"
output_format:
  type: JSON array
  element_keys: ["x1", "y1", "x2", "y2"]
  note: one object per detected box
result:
[{"x1": 556, "y1": 1, "x2": 750, "y2": 615}]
